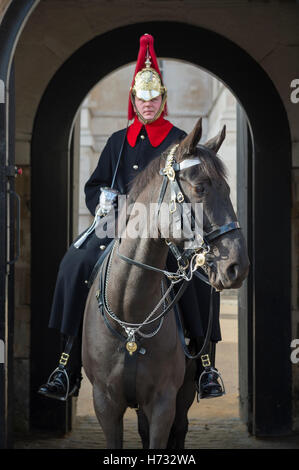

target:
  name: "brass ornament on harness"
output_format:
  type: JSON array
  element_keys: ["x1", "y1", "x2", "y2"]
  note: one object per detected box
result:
[
  {"x1": 162, "y1": 144, "x2": 180, "y2": 216},
  {"x1": 194, "y1": 252, "x2": 206, "y2": 268},
  {"x1": 177, "y1": 191, "x2": 184, "y2": 203},
  {"x1": 126, "y1": 341, "x2": 138, "y2": 355},
  {"x1": 165, "y1": 166, "x2": 175, "y2": 182},
  {"x1": 162, "y1": 145, "x2": 178, "y2": 182},
  {"x1": 169, "y1": 199, "x2": 177, "y2": 214}
]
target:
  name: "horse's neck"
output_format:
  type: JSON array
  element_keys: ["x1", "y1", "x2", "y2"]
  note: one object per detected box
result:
[
  {"x1": 107, "y1": 235, "x2": 169, "y2": 324},
  {"x1": 107, "y1": 181, "x2": 169, "y2": 323}
]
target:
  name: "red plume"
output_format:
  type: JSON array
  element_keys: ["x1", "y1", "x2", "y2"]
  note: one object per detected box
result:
[{"x1": 128, "y1": 34, "x2": 167, "y2": 121}]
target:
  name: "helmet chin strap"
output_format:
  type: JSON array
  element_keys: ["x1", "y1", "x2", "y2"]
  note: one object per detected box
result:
[{"x1": 131, "y1": 93, "x2": 167, "y2": 125}]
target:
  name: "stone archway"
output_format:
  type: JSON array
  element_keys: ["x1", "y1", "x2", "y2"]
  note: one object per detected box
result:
[{"x1": 30, "y1": 21, "x2": 291, "y2": 436}]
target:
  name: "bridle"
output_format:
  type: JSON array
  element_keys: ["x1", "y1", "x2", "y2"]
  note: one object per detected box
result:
[
  {"x1": 117, "y1": 143, "x2": 240, "y2": 284},
  {"x1": 157, "y1": 144, "x2": 240, "y2": 273}
]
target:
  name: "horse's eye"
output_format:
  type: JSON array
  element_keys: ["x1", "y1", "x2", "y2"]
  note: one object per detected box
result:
[{"x1": 194, "y1": 184, "x2": 204, "y2": 195}]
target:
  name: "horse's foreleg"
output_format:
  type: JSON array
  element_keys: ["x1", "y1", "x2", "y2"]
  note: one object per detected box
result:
[
  {"x1": 146, "y1": 390, "x2": 177, "y2": 449},
  {"x1": 168, "y1": 361, "x2": 197, "y2": 449},
  {"x1": 167, "y1": 402, "x2": 190, "y2": 450},
  {"x1": 93, "y1": 385, "x2": 125, "y2": 449},
  {"x1": 136, "y1": 408, "x2": 150, "y2": 449}
]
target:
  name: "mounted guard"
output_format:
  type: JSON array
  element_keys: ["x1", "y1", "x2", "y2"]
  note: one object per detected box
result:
[{"x1": 38, "y1": 33, "x2": 225, "y2": 404}]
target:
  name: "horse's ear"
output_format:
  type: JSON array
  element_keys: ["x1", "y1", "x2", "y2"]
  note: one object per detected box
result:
[
  {"x1": 181, "y1": 117, "x2": 202, "y2": 155},
  {"x1": 204, "y1": 125, "x2": 226, "y2": 154}
]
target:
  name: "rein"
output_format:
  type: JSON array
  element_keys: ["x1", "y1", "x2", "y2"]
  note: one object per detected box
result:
[{"x1": 99, "y1": 239, "x2": 190, "y2": 342}]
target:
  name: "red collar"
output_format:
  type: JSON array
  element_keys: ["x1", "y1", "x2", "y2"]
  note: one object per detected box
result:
[{"x1": 127, "y1": 116, "x2": 173, "y2": 147}]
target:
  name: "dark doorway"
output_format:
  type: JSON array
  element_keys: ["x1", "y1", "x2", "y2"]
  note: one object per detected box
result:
[{"x1": 29, "y1": 21, "x2": 291, "y2": 437}]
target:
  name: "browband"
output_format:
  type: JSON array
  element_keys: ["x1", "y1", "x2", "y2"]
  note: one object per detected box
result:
[
  {"x1": 159, "y1": 157, "x2": 201, "y2": 175},
  {"x1": 174, "y1": 158, "x2": 201, "y2": 171}
]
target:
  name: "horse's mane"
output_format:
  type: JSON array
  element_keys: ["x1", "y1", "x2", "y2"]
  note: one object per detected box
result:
[
  {"x1": 127, "y1": 142, "x2": 227, "y2": 204},
  {"x1": 180, "y1": 145, "x2": 228, "y2": 183},
  {"x1": 126, "y1": 146, "x2": 169, "y2": 205}
]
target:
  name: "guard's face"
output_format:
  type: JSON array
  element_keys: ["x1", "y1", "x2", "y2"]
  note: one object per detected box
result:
[{"x1": 134, "y1": 96, "x2": 162, "y2": 122}]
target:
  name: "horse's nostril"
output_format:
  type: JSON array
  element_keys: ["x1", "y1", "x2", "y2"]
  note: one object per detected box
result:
[{"x1": 227, "y1": 263, "x2": 239, "y2": 281}]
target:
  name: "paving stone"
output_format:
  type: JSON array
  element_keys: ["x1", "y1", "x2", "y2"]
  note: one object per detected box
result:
[{"x1": 14, "y1": 413, "x2": 299, "y2": 450}]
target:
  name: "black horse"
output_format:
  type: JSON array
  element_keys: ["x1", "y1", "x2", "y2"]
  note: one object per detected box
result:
[{"x1": 82, "y1": 118, "x2": 249, "y2": 449}]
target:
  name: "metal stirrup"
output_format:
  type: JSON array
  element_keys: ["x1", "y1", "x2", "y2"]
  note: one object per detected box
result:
[
  {"x1": 197, "y1": 366, "x2": 226, "y2": 402},
  {"x1": 46, "y1": 336, "x2": 74, "y2": 400},
  {"x1": 46, "y1": 366, "x2": 70, "y2": 401}
]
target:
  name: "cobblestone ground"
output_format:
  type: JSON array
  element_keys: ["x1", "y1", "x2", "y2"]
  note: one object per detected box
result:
[
  {"x1": 14, "y1": 398, "x2": 299, "y2": 450},
  {"x1": 14, "y1": 299, "x2": 299, "y2": 450}
]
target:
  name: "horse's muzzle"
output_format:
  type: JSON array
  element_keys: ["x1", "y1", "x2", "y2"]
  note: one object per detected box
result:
[{"x1": 219, "y1": 258, "x2": 250, "y2": 289}]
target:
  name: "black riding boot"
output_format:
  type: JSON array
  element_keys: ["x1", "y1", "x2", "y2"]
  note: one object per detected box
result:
[
  {"x1": 38, "y1": 336, "x2": 83, "y2": 401},
  {"x1": 196, "y1": 341, "x2": 225, "y2": 400}
]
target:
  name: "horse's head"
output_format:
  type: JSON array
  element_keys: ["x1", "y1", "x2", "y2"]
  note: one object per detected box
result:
[{"x1": 161, "y1": 118, "x2": 249, "y2": 291}]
